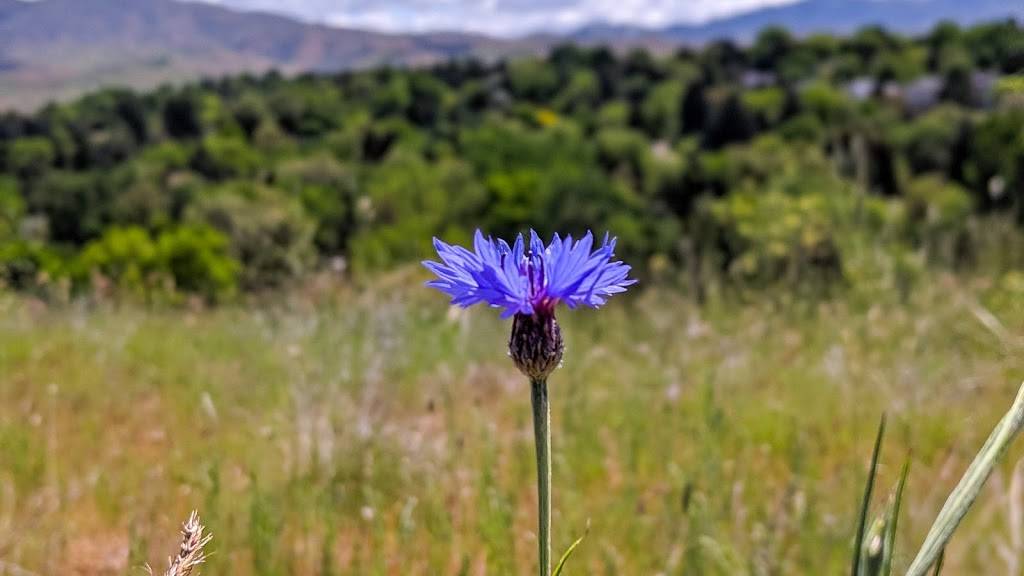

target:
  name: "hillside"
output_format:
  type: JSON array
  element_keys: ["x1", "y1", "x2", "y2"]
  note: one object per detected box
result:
[
  {"x1": 3, "y1": 0, "x2": 1024, "y2": 110},
  {"x1": 0, "y1": 0, "x2": 536, "y2": 110}
]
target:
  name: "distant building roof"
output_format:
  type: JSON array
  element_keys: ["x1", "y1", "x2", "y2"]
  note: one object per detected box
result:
[
  {"x1": 741, "y1": 70, "x2": 776, "y2": 89},
  {"x1": 845, "y1": 77, "x2": 877, "y2": 101},
  {"x1": 971, "y1": 70, "x2": 1000, "y2": 108},
  {"x1": 903, "y1": 75, "x2": 942, "y2": 114}
]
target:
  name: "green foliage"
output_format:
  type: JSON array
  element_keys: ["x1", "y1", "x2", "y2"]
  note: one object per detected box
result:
[
  {"x1": 996, "y1": 74, "x2": 1024, "y2": 102},
  {"x1": 76, "y1": 226, "x2": 160, "y2": 290},
  {"x1": 187, "y1": 182, "x2": 315, "y2": 289},
  {"x1": 6, "y1": 137, "x2": 55, "y2": 179},
  {"x1": 26, "y1": 170, "x2": 113, "y2": 244},
  {"x1": 555, "y1": 69, "x2": 601, "y2": 116},
  {"x1": 155, "y1": 224, "x2": 239, "y2": 301},
  {"x1": 0, "y1": 240, "x2": 67, "y2": 289},
  {"x1": 276, "y1": 155, "x2": 358, "y2": 253},
  {"x1": 800, "y1": 81, "x2": 853, "y2": 125},
  {"x1": 350, "y1": 151, "x2": 485, "y2": 271},
  {"x1": 905, "y1": 175, "x2": 973, "y2": 233},
  {"x1": 0, "y1": 176, "x2": 24, "y2": 240},
  {"x1": 0, "y1": 423, "x2": 44, "y2": 492},
  {"x1": 507, "y1": 58, "x2": 560, "y2": 101},
  {"x1": 72, "y1": 225, "x2": 239, "y2": 300},
  {"x1": 742, "y1": 87, "x2": 786, "y2": 127},
  {"x1": 249, "y1": 480, "x2": 285, "y2": 576},
  {"x1": 192, "y1": 135, "x2": 263, "y2": 180},
  {"x1": 708, "y1": 156, "x2": 847, "y2": 283},
  {"x1": 639, "y1": 79, "x2": 684, "y2": 138},
  {"x1": 163, "y1": 92, "x2": 204, "y2": 139},
  {"x1": 1, "y1": 23, "x2": 1024, "y2": 297},
  {"x1": 895, "y1": 106, "x2": 967, "y2": 175}
]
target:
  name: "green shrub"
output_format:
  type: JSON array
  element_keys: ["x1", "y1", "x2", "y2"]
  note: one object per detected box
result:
[
  {"x1": 905, "y1": 175, "x2": 973, "y2": 264},
  {"x1": 187, "y1": 182, "x2": 315, "y2": 289},
  {"x1": 0, "y1": 176, "x2": 24, "y2": 240},
  {"x1": 707, "y1": 146, "x2": 855, "y2": 284},
  {"x1": 156, "y1": 224, "x2": 239, "y2": 301},
  {"x1": 75, "y1": 226, "x2": 159, "y2": 291},
  {"x1": 0, "y1": 240, "x2": 67, "y2": 290},
  {"x1": 6, "y1": 137, "x2": 55, "y2": 179},
  {"x1": 72, "y1": 225, "x2": 239, "y2": 300},
  {"x1": 349, "y1": 151, "x2": 485, "y2": 271},
  {"x1": 192, "y1": 135, "x2": 263, "y2": 180},
  {"x1": 275, "y1": 155, "x2": 358, "y2": 254}
]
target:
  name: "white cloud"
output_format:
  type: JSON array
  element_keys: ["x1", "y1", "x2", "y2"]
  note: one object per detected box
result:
[{"x1": 198, "y1": 0, "x2": 803, "y2": 36}]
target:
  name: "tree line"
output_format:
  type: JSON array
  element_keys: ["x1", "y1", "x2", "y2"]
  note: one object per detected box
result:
[{"x1": 1, "y1": 20, "x2": 1024, "y2": 300}]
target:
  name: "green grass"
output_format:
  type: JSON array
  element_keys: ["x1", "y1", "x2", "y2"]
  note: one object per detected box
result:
[{"x1": 1, "y1": 270, "x2": 1023, "y2": 575}]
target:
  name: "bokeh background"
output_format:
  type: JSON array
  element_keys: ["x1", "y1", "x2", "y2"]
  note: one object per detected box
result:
[{"x1": 2, "y1": 0, "x2": 1024, "y2": 574}]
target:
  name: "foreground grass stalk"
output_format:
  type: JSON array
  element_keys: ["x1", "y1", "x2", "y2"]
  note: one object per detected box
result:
[
  {"x1": 904, "y1": 382, "x2": 1024, "y2": 576},
  {"x1": 161, "y1": 511, "x2": 211, "y2": 576},
  {"x1": 852, "y1": 415, "x2": 886, "y2": 576},
  {"x1": 531, "y1": 377, "x2": 552, "y2": 576}
]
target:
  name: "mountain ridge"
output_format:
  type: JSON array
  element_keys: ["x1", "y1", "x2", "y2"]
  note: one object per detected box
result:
[
  {"x1": 571, "y1": 0, "x2": 1024, "y2": 43},
  {"x1": 0, "y1": 0, "x2": 537, "y2": 110},
  {"x1": 2, "y1": 0, "x2": 1023, "y2": 111}
]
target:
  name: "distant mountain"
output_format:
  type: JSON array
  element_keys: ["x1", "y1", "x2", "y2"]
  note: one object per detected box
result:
[
  {"x1": 2, "y1": 0, "x2": 1023, "y2": 111},
  {"x1": 573, "y1": 0, "x2": 1024, "y2": 44},
  {"x1": 0, "y1": 0, "x2": 539, "y2": 110}
]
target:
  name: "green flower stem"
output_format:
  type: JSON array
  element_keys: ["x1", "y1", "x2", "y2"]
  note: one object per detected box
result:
[{"x1": 531, "y1": 377, "x2": 552, "y2": 576}]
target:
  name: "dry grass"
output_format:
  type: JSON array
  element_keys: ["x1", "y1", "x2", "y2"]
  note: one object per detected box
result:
[
  {"x1": 156, "y1": 511, "x2": 211, "y2": 576},
  {"x1": 0, "y1": 271, "x2": 1022, "y2": 574}
]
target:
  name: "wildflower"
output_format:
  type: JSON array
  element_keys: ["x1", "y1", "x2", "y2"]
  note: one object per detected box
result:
[
  {"x1": 425, "y1": 228, "x2": 634, "y2": 576},
  {"x1": 424, "y1": 229, "x2": 635, "y2": 379}
]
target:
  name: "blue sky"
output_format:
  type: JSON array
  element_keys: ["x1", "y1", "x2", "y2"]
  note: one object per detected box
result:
[{"x1": 198, "y1": 0, "x2": 801, "y2": 36}]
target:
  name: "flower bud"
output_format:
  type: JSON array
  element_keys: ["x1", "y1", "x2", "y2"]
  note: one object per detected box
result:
[{"x1": 509, "y1": 311, "x2": 564, "y2": 380}]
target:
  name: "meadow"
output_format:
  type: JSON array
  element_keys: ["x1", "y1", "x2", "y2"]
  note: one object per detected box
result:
[{"x1": 1, "y1": 268, "x2": 1023, "y2": 575}]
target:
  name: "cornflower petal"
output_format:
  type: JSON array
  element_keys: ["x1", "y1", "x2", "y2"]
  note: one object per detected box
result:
[{"x1": 425, "y1": 229, "x2": 635, "y2": 316}]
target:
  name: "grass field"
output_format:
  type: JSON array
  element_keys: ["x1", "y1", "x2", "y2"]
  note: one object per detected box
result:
[{"x1": 1, "y1": 269, "x2": 1023, "y2": 575}]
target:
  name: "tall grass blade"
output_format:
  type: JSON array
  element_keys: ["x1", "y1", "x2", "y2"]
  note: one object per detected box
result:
[
  {"x1": 853, "y1": 414, "x2": 887, "y2": 576},
  {"x1": 881, "y1": 459, "x2": 911, "y2": 576},
  {"x1": 905, "y1": 382, "x2": 1024, "y2": 576},
  {"x1": 551, "y1": 525, "x2": 588, "y2": 576}
]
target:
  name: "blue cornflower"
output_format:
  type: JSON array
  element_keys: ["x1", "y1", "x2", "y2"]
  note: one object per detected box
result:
[
  {"x1": 423, "y1": 229, "x2": 636, "y2": 319},
  {"x1": 425, "y1": 229, "x2": 635, "y2": 380},
  {"x1": 426, "y1": 230, "x2": 635, "y2": 570}
]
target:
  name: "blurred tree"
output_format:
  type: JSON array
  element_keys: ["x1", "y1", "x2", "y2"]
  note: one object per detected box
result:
[
  {"x1": 276, "y1": 155, "x2": 358, "y2": 254},
  {"x1": 0, "y1": 176, "x2": 23, "y2": 240},
  {"x1": 751, "y1": 27, "x2": 795, "y2": 71},
  {"x1": 191, "y1": 135, "x2": 262, "y2": 180},
  {"x1": 904, "y1": 175, "x2": 973, "y2": 263},
  {"x1": 75, "y1": 226, "x2": 159, "y2": 290},
  {"x1": 705, "y1": 93, "x2": 756, "y2": 149},
  {"x1": 507, "y1": 58, "x2": 559, "y2": 102},
  {"x1": 156, "y1": 224, "x2": 239, "y2": 300},
  {"x1": 680, "y1": 81, "x2": 709, "y2": 135},
  {"x1": 350, "y1": 151, "x2": 484, "y2": 271},
  {"x1": 7, "y1": 137, "x2": 55, "y2": 180},
  {"x1": 407, "y1": 72, "x2": 448, "y2": 127},
  {"x1": 163, "y1": 93, "x2": 204, "y2": 139},
  {"x1": 187, "y1": 182, "x2": 316, "y2": 289}
]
